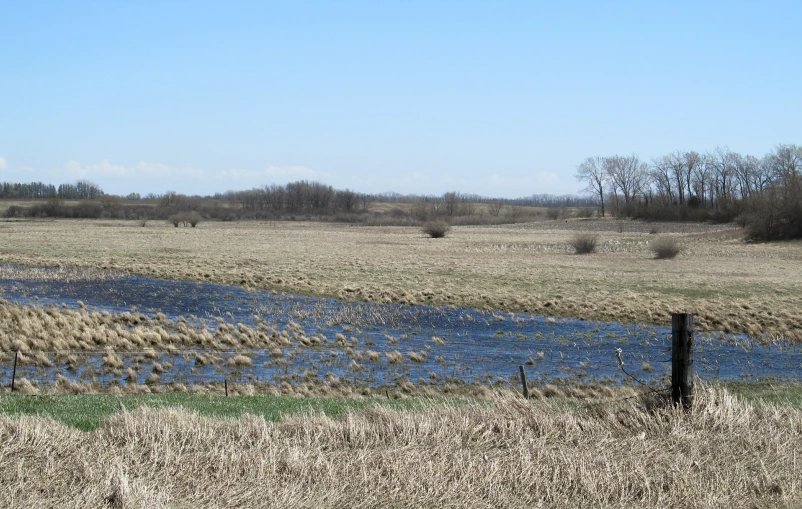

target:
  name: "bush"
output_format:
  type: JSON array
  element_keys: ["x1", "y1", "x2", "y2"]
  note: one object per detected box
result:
[
  {"x1": 650, "y1": 237, "x2": 681, "y2": 259},
  {"x1": 743, "y1": 186, "x2": 802, "y2": 241},
  {"x1": 3, "y1": 205, "x2": 24, "y2": 218},
  {"x1": 422, "y1": 220, "x2": 451, "y2": 238},
  {"x1": 187, "y1": 211, "x2": 201, "y2": 227},
  {"x1": 570, "y1": 234, "x2": 598, "y2": 254}
]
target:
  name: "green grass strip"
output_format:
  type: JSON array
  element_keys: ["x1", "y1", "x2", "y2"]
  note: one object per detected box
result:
[{"x1": 0, "y1": 393, "x2": 456, "y2": 432}]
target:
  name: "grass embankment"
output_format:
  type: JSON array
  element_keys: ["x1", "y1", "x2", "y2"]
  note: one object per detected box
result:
[
  {"x1": 1, "y1": 218, "x2": 800, "y2": 338},
  {"x1": 0, "y1": 393, "x2": 447, "y2": 431},
  {"x1": 1, "y1": 384, "x2": 799, "y2": 431},
  {"x1": 1, "y1": 386, "x2": 800, "y2": 507}
]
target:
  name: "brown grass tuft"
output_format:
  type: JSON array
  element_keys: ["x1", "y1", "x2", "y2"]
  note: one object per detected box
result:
[{"x1": 386, "y1": 351, "x2": 404, "y2": 364}]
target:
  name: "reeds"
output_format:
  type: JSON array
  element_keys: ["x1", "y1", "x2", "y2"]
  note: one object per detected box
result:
[{"x1": 0, "y1": 385, "x2": 799, "y2": 507}]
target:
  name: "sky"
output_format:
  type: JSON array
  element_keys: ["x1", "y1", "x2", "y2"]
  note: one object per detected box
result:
[{"x1": 1, "y1": 1, "x2": 801, "y2": 198}]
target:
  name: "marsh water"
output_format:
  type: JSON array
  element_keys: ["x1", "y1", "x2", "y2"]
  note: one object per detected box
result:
[{"x1": 1, "y1": 266, "x2": 800, "y2": 389}]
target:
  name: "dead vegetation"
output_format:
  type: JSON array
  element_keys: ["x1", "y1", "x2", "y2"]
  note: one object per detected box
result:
[
  {"x1": 570, "y1": 233, "x2": 598, "y2": 254},
  {"x1": 650, "y1": 236, "x2": 682, "y2": 259},
  {"x1": 0, "y1": 385, "x2": 799, "y2": 507},
  {"x1": 1, "y1": 219, "x2": 801, "y2": 337}
]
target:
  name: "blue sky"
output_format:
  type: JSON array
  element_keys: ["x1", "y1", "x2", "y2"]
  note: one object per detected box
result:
[{"x1": 1, "y1": 1, "x2": 800, "y2": 198}]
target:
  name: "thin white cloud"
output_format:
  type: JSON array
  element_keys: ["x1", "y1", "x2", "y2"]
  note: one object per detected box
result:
[
  {"x1": 61, "y1": 160, "x2": 322, "y2": 183},
  {"x1": 0, "y1": 156, "x2": 6, "y2": 170},
  {"x1": 134, "y1": 161, "x2": 205, "y2": 179},
  {"x1": 52, "y1": 160, "x2": 328, "y2": 195},
  {"x1": 536, "y1": 171, "x2": 558, "y2": 184},
  {"x1": 399, "y1": 172, "x2": 432, "y2": 184},
  {"x1": 489, "y1": 173, "x2": 533, "y2": 186},
  {"x1": 64, "y1": 159, "x2": 129, "y2": 178},
  {"x1": 221, "y1": 165, "x2": 327, "y2": 180}
]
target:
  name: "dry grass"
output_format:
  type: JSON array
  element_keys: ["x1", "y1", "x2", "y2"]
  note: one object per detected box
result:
[
  {"x1": 1, "y1": 219, "x2": 801, "y2": 337},
  {"x1": 0, "y1": 301, "x2": 281, "y2": 353},
  {"x1": 0, "y1": 385, "x2": 800, "y2": 507}
]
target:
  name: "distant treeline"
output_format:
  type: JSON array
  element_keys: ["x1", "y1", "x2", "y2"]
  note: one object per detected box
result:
[
  {"x1": 0, "y1": 180, "x2": 105, "y2": 200},
  {"x1": 576, "y1": 144, "x2": 802, "y2": 239},
  {"x1": 1, "y1": 179, "x2": 593, "y2": 225}
]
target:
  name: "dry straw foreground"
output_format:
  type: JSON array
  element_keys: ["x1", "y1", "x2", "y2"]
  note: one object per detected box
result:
[
  {"x1": 1, "y1": 386, "x2": 800, "y2": 508},
  {"x1": 1, "y1": 218, "x2": 801, "y2": 338}
]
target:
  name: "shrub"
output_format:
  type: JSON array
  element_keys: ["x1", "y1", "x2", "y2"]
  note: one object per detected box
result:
[
  {"x1": 169, "y1": 215, "x2": 182, "y2": 227},
  {"x1": 3, "y1": 205, "x2": 24, "y2": 218},
  {"x1": 187, "y1": 211, "x2": 201, "y2": 227},
  {"x1": 545, "y1": 208, "x2": 561, "y2": 220},
  {"x1": 422, "y1": 220, "x2": 451, "y2": 238},
  {"x1": 650, "y1": 237, "x2": 681, "y2": 259},
  {"x1": 570, "y1": 233, "x2": 598, "y2": 254},
  {"x1": 743, "y1": 186, "x2": 802, "y2": 241}
]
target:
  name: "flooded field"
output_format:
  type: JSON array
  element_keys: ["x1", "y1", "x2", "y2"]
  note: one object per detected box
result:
[{"x1": 1, "y1": 266, "x2": 800, "y2": 390}]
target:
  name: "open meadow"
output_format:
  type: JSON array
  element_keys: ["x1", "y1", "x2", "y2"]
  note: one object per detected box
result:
[
  {"x1": 2, "y1": 217, "x2": 802, "y2": 507},
  {"x1": 1, "y1": 217, "x2": 801, "y2": 337}
]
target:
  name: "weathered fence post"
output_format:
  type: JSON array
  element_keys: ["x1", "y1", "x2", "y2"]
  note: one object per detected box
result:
[
  {"x1": 224, "y1": 378, "x2": 229, "y2": 397},
  {"x1": 11, "y1": 350, "x2": 18, "y2": 392},
  {"x1": 519, "y1": 365, "x2": 529, "y2": 399},
  {"x1": 671, "y1": 313, "x2": 694, "y2": 409}
]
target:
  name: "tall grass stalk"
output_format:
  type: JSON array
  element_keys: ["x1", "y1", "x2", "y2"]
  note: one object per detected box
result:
[{"x1": 0, "y1": 386, "x2": 799, "y2": 507}]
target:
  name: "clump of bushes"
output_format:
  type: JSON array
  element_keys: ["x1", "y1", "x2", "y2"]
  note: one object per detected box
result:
[
  {"x1": 570, "y1": 233, "x2": 598, "y2": 254},
  {"x1": 650, "y1": 237, "x2": 681, "y2": 259},
  {"x1": 422, "y1": 220, "x2": 451, "y2": 238},
  {"x1": 741, "y1": 186, "x2": 802, "y2": 241},
  {"x1": 169, "y1": 211, "x2": 202, "y2": 227}
]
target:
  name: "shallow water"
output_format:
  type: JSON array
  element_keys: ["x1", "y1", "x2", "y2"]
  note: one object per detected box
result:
[{"x1": 1, "y1": 266, "x2": 800, "y2": 388}]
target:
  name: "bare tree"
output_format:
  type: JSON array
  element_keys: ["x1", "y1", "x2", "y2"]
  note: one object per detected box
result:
[
  {"x1": 604, "y1": 154, "x2": 647, "y2": 216},
  {"x1": 334, "y1": 189, "x2": 358, "y2": 212},
  {"x1": 707, "y1": 147, "x2": 738, "y2": 209},
  {"x1": 683, "y1": 151, "x2": 702, "y2": 204},
  {"x1": 487, "y1": 200, "x2": 503, "y2": 217},
  {"x1": 443, "y1": 192, "x2": 460, "y2": 217},
  {"x1": 650, "y1": 155, "x2": 675, "y2": 205},
  {"x1": 691, "y1": 155, "x2": 711, "y2": 207},
  {"x1": 575, "y1": 157, "x2": 608, "y2": 217}
]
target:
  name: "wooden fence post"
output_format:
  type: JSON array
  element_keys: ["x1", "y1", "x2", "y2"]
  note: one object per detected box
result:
[
  {"x1": 11, "y1": 351, "x2": 18, "y2": 392},
  {"x1": 224, "y1": 379, "x2": 229, "y2": 397},
  {"x1": 519, "y1": 365, "x2": 529, "y2": 399},
  {"x1": 671, "y1": 313, "x2": 694, "y2": 409}
]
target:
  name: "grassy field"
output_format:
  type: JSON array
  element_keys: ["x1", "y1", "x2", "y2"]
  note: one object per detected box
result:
[
  {"x1": 1, "y1": 218, "x2": 801, "y2": 338},
  {"x1": 1, "y1": 385, "x2": 800, "y2": 507},
  {"x1": 2, "y1": 218, "x2": 802, "y2": 506}
]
